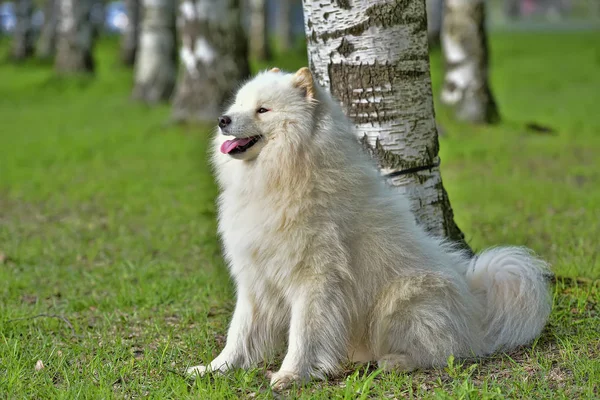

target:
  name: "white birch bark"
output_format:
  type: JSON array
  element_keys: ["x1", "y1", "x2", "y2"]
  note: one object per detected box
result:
[
  {"x1": 37, "y1": 0, "x2": 59, "y2": 60},
  {"x1": 11, "y1": 0, "x2": 35, "y2": 60},
  {"x1": 171, "y1": 0, "x2": 249, "y2": 122},
  {"x1": 440, "y1": 0, "x2": 499, "y2": 123},
  {"x1": 303, "y1": 0, "x2": 467, "y2": 247},
  {"x1": 248, "y1": 0, "x2": 271, "y2": 60},
  {"x1": 55, "y1": 0, "x2": 95, "y2": 73},
  {"x1": 132, "y1": 0, "x2": 177, "y2": 103},
  {"x1": 121, "y1": 0, "x2": 141, "y2": 66}
]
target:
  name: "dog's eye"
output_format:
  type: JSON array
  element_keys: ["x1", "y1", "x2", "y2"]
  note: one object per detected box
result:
[{"x1": 257, "y1": 107, "x2": 269, "y2": 114}]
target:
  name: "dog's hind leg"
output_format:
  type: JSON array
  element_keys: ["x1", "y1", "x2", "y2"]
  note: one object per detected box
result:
[{"x1": 369, "y1": 272, "x2": 485, "y2": 371}]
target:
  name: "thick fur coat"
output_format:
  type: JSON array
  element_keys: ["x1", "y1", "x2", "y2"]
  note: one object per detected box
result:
[{"x1": 187, "y1": 68, "x2": 552, "y2": 390}]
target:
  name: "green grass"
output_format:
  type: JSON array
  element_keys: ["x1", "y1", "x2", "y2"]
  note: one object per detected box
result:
[{"x1": 1, "y1": 32, "x2": 599, "y2": 398}]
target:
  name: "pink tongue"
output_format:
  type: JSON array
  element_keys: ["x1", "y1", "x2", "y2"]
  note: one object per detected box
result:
[{"x1": 220, "y1": 137, "x2": 254, "y2": 154}]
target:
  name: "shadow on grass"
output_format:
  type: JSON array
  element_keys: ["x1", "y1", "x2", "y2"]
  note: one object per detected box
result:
[{"x1": 38, "y1": 73, "x2": 96, "y2": 91}]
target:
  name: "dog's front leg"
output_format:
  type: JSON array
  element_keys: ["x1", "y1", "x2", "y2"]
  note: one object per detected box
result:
[
  {"x1": 270, "y1": 280, "x2": 349, "y2": 390},
  {"x1": 187, "y1": 287, "x2": 256, "y2": 377}
]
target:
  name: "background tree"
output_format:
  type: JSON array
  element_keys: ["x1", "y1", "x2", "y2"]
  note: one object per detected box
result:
[
  {"x1": 171, "y1": 0, "x2": 249, "y2": 122},
  {"x1": 302, "y1": 0, "x2": 468, "y2": 248},
  {"x1": 504, "y1": 0, "x2": 520, "y2": 19},
  {"x1": 55, "y1": 0, "x2": 96, "y2": 74},
  {"x1": 132, "y1": 0, "x2": 177, "y2": 103},
  {"x1": 276, "y1": 0, "x2": 293, "y2": 52},
  {"x1": 121, "y1": 0, "x2": 141, "y2": 66},
  {"x1": 11, "y1": 0, "x2": 34, "y2": 61},
  {"x1": 426, "y1": 0, "x2": 443, "y2": 46},
  {"x1": 440, "y1": 0, "x2": 499, "y2": 123},
  {"x1": 37, "y1": 0, "x2": 59, "y2": 60},
  {"x1": 248, "y1": 0, "x2": 271, "y2": 60}
]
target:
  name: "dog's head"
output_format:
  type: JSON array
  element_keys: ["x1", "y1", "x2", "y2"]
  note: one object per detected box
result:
[{"x1": 215, "y1": 67, "x2": 318, "y2": 161}]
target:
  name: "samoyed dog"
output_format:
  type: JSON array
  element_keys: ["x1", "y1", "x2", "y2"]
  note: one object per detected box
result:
[{"x1": 187, "y1": 67, "x2": 551, "y2": 390}]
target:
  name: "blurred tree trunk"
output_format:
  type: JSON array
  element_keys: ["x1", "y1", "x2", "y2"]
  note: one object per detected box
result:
[
  {"x1": 55, "y1": 0, "x2": 95, "y2": 74},
  {"x1": 504, "y1": 0, "x2": 520, "y2": 18},
  {"x1": 426, "y1": 0, "x2": 443, "y2": 47},
  {"x1": 172, "y1": 0, "x2": 249, "y2": 122},
  {"x1": 302, "y1": 0, "x2": 468, "y2": 249},
  {"x1": 121, "y1": 0, "x2": 141, "y2": 66},
  {"x1": 440, "y1": 0, "x2": 499, "y2": 123},
  {"x1": 277, "y1": 0, "x2": 293, "y2": 52},
  {"x1": 132, "y1": 0, "x2": 177, "y2": 103},
  {"x1": 37, "y1": 0, "x2": 59, "y2": 60},
  {"x1": 11, "y1": 0, "x2": 35, "y2": 60},
  {"x1": 248, "y1": 0, "x2": 271, "y2": 60}
]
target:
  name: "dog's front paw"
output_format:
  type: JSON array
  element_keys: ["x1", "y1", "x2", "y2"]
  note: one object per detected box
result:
[
  {"x1": 270, "y1": 370, "x2": 302, "y2": 391},
  {"x1": 186, "y1": 364, "x2": 208, "y2": 378},
  {"x1": 187, "y1": 358, "x2": 236, "y2": 378}
]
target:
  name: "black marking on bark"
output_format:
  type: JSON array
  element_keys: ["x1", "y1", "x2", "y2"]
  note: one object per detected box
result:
[
  {"x1": 383, "y1": 158, "x2": 440, "y2": 178},
  {"x1": 336, "y1": 0, "x2": 351, "y2": 9},
  {"x1": 336, "y1": 38, "x2": 355, "y2": 57}
]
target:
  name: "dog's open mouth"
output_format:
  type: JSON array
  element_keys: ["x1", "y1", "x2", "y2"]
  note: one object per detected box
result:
[{"x1": 220, "y1": 136, "x2": 262, "y2": 155}]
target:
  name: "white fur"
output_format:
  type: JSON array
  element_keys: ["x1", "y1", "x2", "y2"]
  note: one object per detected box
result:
[{"x1": 187, "y1": 69, "x2": 552, "y2": 389}]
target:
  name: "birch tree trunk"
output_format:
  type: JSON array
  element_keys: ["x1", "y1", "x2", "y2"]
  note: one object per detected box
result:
[
  {"x1": 440, "y1": 0, "x2": 499, "y2": 124},
  {"x1": 11, "y1": 0, "x2": 35, "y2": 61},
  {"x1": 171, "y1": 0, "x2": 249, "y2": 122},
  {"x1": 121, "y1": 0, "x2": 141, "y2": 66},
  {"x1": 132, "y1": 0, "x2": 177, "y2": 103},
  {"x1": 55, "y1": 0, "x2": 95, "y2": 74},
  {"x1": 37, "y1": 0, "x2": 59, "y2": 60},
  {"x1": 277, "y1": 0, "x2": 293, "y2": 52},
  {"x1": 303, "y1": 0, "x2": 468, "y2": 248},
  {"x1": 248, "y1": 0, "x2": 271, "y2": 60}
]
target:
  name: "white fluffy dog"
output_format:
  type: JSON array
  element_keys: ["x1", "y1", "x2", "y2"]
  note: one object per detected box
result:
[{"x1": 187, "y1": 67, "x2": 552, "y2": 390}]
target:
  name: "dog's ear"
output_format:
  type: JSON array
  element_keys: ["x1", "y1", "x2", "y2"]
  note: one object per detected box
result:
[
  {"x1": 293, "y1": 67, "x2": 315, "y2": 100},
  {"x1": 269, "y1": 67, "x2": 280, "y2": 73}
]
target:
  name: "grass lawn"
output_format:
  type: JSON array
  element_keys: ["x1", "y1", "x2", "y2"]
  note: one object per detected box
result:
[{"x1": 1, "y1": 32, "x2": 599, "y2": 398}]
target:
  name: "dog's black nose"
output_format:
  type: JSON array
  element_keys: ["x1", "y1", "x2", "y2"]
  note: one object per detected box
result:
[{"x1": 218, "y1": 115, "x2": 232, "y2": 129}]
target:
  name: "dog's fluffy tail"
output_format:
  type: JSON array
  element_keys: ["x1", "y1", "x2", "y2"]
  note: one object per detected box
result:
[{"x1": 466, "y1": 247, "x2": 552, "y2": 354}]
